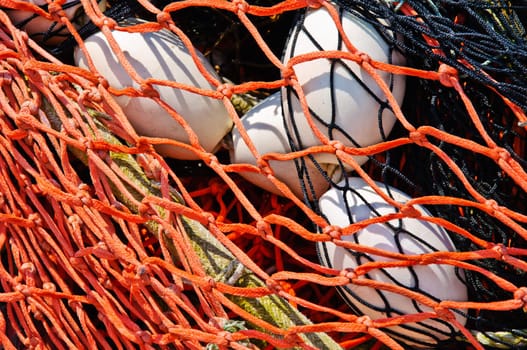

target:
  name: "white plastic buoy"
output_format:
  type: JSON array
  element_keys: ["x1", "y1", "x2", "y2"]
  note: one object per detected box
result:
[
  {"x1": 5, "y1": 0, "x2": 107, "y2": 45},
  {"x1": 229, "y1": 92, "x2": 342, "y2": 199},
  {"x1": 281, "y1": 5, "x2": 406, "y2": 168},
  {"x1": 318, "y1": 177, "x2": 468, "y2": 347},
  {"x1": 74, "y1": 19, "x2": 233, "y2": 160}
]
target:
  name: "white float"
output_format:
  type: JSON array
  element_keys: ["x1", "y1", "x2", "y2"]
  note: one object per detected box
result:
[
  {"x1": 74, "y1": 19, "x2": 233, "y2": 160},
  {"x1": 318, "y1": 177, "x2": 468, "y2": 347},
  {"x1": 229, "y1": 92, "x2": 342, "y2": 199},
  {"x1": 281, "y1": 4, "x2": 406, "y2": 168}
]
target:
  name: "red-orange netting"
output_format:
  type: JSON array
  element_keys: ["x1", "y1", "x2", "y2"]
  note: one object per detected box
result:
[{"x1": 0, "y1": 0, "x2": 527, "y2": 349}]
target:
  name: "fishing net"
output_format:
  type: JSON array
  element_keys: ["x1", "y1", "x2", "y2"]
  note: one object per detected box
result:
[{"x1": 0, "y1": 0, "x2": 527, "y2": 349}]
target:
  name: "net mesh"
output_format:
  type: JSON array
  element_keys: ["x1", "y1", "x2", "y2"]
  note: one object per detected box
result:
[{"x1": 0, "y1": 0, "x2": 527, "y2": 349}]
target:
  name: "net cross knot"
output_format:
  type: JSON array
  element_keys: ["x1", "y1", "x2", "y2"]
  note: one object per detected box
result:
[
  {"x1": 217, "y1": 83, "x2": 234, "y2": 99},
  {"x1": 281, "y1": 66, "x2": 297, "y2": 86},
  {"x1": 400, "y1": 204, "x2": 421, "y2": 218},
  {"x1": 434, "y1": 306, "x2": 456, "y2": 322},
  {"x1": 356, "y1": 315, "x2": 373, "y2": 329},
  {"x1": 514, "y1": 287, "x2": 527, "y2": 311},
  {"x1": 484, "y1": 199, "x2": 500, "y2": 215},
  {"x1": 340, "y1": 268, "x2": 358, "y2": 281},
  {"x1": 437, "y1": 64, "x2": 458, "y2": 88},
  {"x1": 140, "y1": 83, "x2": 160, "y2": 99},
  {"x1": 408, "y1": 130, "x2": 428, "y2": 146},
  {"x1": 93, "y1": 16, "x2": 117, "y2": 30},
  {"x1": 323, "y1": 224, "x2": 342, "y2": 240},
  {"x1": 156, "y1": 11, "x2": 173, "y2": 27},
  {"x1": 47, "y1": 2, "x2": 69, "y2": 22},
  {"x1": 231, "y1": 0, "x2": 249, "y2": 14},
  {"x1": 356, "y1": 51, "x2": 372, "y2": 66}
]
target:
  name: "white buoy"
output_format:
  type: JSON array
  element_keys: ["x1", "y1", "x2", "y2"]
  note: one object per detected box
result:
[
  {"x1": 318, "y1": 177, "x2": 468, "y2": 347},
  {"x1": 229, "y1": 92, "x2": 342, "y2": 199},
  {"x1": 281, "y1": 4, "x2": 406, "y2": 168},
  {"x1": 74, "y1": 19, "x2": 233, "y2": 160}
]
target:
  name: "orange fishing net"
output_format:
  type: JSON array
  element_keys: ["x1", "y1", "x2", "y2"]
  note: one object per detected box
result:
[{"x1": 0, "y1": 0, "x2": 527, "y2": 349}]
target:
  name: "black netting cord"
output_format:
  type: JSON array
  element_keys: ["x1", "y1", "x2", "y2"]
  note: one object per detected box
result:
[{"x1": 334, "y1": 0, "x2": 527, "y2": 335}]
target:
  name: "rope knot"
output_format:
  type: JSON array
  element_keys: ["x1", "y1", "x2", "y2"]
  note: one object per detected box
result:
[
  {"x1": 94, "y1": 16, "x2": 117, "y2": 30},
  {"x1": 266, "y1": 278, "x2": 283, "y2": 294},
  {"x1": 409, "y1": 130, "x2": 428, "y2": 146},
  {"x1": 434, "y1": 306, "x2": 456, "y2": 322},
  {"x1": 514, "y1": 287, "x2": 527, "y2": 310},
  {"x1": 156, "y1": 11, "x2": 173, "y2": 27},
  {"x1": 493, "y1": 147, "x2": 511, "y2": 163},
  {"x1": 135, "y1": 137, "x2": 154, "y2": 154},
  {"x1": 140, "y1": 83, "x2": 160, "y2": 99},
  {"x1": 256, "y1": 219, "x2": 272, "y2": 237},
  {"x1": 437, "y1": 64, "x2": 458, "y2": 88},
  {"x1": 400, "y1": 204, "x2": 421, "y2": 218},
  {"x1": 356, "y1": 315, "x2": 373, "y2": 328},
  {"x1": 340, "y1": 268, "x2": 357, "y2": 281},
  {"x1": 484, "y1": 199, "x2": 500, "y2": 215},
  {"x1": 217, "y1": 83, "x2": 234, "y2": 99},
  {"x1": 356, "y1": 52, "x2": 371, "y2": 65},
  {"x1": 232, "y1": 0, "x2": 249, "y2": 13},
  {"x1": 281, "y1": 66, "x2": 297, "y2": 85},
  {"x1": 329, "y1": 139, "x2": 345, "y2": 152},
  {"x1": 47, "y1": 2, "x2": 68, "y2": 22},
  {"x1": 323, "y1": 224, "x2": 342, "y2": 239}
]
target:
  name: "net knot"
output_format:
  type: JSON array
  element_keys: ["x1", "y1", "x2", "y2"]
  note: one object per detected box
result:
[
  {"x1": 135, "y1": 137, "x2": 155, "y2": 154},
  {"x1": 340, "y1": 268, "x2": 357, "y2": 281},
  {"x1": 491, "y1": 243, "x2": 508, "y2": 260},
  {"x1": 281, "y1": 66, "x2": 297, "y2": 85},
  {"x1": 400, "y1": 204, "x2": 421, "y2": 218},
  {"x1": 434, "y1": 306, "x2": 456, "y2": 322},
  {"x1": 42, "y1": 282, "x2": 56, "y2": 292},
  {"x1": 94, "y1": 16, "x2": 117, "y2": 31},
  {"x1": 484, "y1": 199, "x2": 500, "y2": 215},
  {"x1": 256, "y1": 219, "x2": 272, "y2": 237},
  {"x1": 514, "y1": 287, "x2": 527, "y2": 310},
  {"x1": 217, "y1": 83, "x2": 234, "y2": 99},
  {"x1": 356, "y1": 52, "x2": 372, "y2": 66},
  {"x1": 202, "y1": 212, "x2": 217, "y2": 226},
  {"x1": 409, "y1": 130, "x2": 428, "y2": 146},
  {"x1": 140, "y1": 83, "x2": 160, "y2": 99},
  {"x1": 323, "y1": 224, "x2": 342, "y2": 239},
  {"x1": 156, "y1": 11, "x2": 173, "y2": 27},
  {"x1": 27, "y1": 213, "x2": 42, "y2": 227},
  {"x1": 329, "y1": 139, "x2": 345, "y2": 152},
  {"x1": 136, "y1": 265, "x2": 151, "y2": 285},
  {"x1": 135, "y1": 330, "x2": 151, "y2": 344},
  {"x1": 47, "y1": 2, "x2": 68, "y2": 22},
  {"x1": 356, "y1": 315, "x2": 373, "y2": 328},
  {"x1": 492, "y1": 147, "x2": 511, "y2": 163},
  {"x1": 217, "y1": 331, "x2": 234, "y2": 346},
  {"x1": 266, "y1": 278, "x2": 283, "y2": 294},
  {"x1": 204, "y1": 276, "x2": 217, "y2": 292},
  {"x1": 20, "y1": 262, "x2": 36, "y2": 276},
  {"x1": 20, "y1": 99, "x2": 39, "y2": 116},
  {"x1": 437, "y1": 64, "x2": 458, "y2": 88},
  {"x1": 232, "y1": 0, "x2": 249, "y2": 13},
  {"x1": 76, "y1": 183, "x2": 92, "y2": 205}
]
